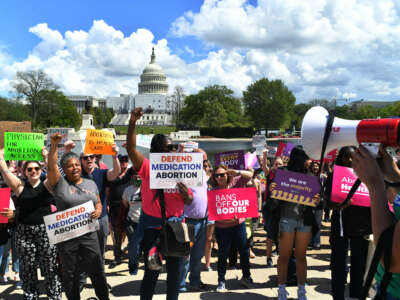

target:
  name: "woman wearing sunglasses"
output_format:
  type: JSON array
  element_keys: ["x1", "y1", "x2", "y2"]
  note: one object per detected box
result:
[
  {"x1": 210, "y1": 164, "x2": 254, "y2": 292},
  {"x1": 126, "y1": 107, "x2": 193, "y2": 300},
  {"x1": 47, "y1": 133, "x2": 109, "y2": 300},
  {"x1": 0, "y1": 150, "x2": 62, "y2": 299}
]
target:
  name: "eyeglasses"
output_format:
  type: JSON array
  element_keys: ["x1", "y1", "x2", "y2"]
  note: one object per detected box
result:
[
  {"x1": 167, "y1": 144, "x2": 178, "y2": 152},
  {"x1": 215, "y1": 173, "x2": 226, "y2": 178},
  {"x1": 27, "y1": 167, "x2": 41, "y2": 173},
  {"x1": 82, "y1": 155, "x2": 95, "y2": 161},
  {"x1": 119, "y1": 158, "x2": 129, "y2": 163}
]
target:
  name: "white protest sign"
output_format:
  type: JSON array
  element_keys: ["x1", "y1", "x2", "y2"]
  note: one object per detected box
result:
[
  {"x1": 149, "y1": 152, "x2": 203, "y2": 189},
  {"x1": 44, "y1": 201, "x2": 99, "y2": 246},
  {"x1": 137, "y1": 134, "x2": 153, "y2": 149},
  {"x1": 252, "y1": 135, "x2": 266, "y2": 155},
  {"x1": 79, "y1": 131, "x2": 87, "y2": 151},
  {"x1": 47, "y1": 128, "x2": 69, "y2": 147}
]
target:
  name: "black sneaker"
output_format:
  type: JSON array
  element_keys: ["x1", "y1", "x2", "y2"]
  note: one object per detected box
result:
[
  {"x1": 189, "y1": 282, "x2": 209, "y2": 292},
  {"x1": 109, "y1": 259, "x2": 122, "y2": 269}
]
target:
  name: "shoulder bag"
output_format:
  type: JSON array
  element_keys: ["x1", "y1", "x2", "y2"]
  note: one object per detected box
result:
[{"x1": 157, "y1": 189, "x2": 195, "y2": 257}]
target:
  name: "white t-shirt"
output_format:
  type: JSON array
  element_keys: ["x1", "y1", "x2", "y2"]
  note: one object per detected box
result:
[{"x1": 122, "y1": 185, "x2": 141, "y2": 223}]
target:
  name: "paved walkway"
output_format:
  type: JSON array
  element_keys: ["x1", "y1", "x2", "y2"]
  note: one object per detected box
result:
[{"x1": 0, "y1": 222, "x2": 334, "y2": 299}]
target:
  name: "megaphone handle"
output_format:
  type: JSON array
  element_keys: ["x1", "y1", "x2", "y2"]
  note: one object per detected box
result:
[{"x1": 318, "y1": 111, "x2": 335, "y2": 177}]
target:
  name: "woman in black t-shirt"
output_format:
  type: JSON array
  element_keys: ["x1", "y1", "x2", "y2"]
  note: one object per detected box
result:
[{"x1": 0, "y1": 151, "x2": 62, "y2": 299}]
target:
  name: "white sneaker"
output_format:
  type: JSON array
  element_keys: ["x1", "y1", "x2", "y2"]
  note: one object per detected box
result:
[
  {"x1": 298, "y1": 286, "x2": 307, "y2": 300},
  {"x1": 278, "y1": 286, "x2": 288, "y2": 300},
  {"x1": 16, "y1": 281, "x2": 22, "y2": 289}
]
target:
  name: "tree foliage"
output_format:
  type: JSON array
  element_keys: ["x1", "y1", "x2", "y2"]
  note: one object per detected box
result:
[
  {"x1": 36, "y1": 90, "x2": 81, "y2": 129},
  {"x1": 180, "y1": 85, "x2": 247, "y2": 128},
  {"x1": 83, "y1": 107, "x2": 115, "y2": 127},
  {"x1": 12, "y1": 70, "x2": 58, "y2": 126},
  {"x1": 0, "y1": 97, "x2": 31, "y2": 121},
  {"x1": 242, "y1": 78, "x2": 296, "y2": 129}
]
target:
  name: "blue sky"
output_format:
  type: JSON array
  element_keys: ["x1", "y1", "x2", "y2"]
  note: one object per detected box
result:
[{"x1": 1, "y1": 0, "x2": 400, "y2": 103}]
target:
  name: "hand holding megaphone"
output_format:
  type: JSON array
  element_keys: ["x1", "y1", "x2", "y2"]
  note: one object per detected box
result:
[{"x1": 301, "y1": 106, "x2": 400, "y2": 160}]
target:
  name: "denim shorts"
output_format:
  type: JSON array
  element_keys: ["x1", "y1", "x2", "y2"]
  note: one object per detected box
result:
[{"x1": 279, "y1": 217, "x2": 312, "y2": 233}]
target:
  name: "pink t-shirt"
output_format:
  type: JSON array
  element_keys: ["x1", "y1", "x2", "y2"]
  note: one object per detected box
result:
[{"x1": 138, "y1": 158, "x2": 193, "y2": 218}]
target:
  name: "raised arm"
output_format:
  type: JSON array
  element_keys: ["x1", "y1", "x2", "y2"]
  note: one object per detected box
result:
[
  {"x1": 261, "y1": 149, "x2": 270, "y2": 176},
  {"x1": 352, "y1": 145, "x2": 400, "y2": 272},
  {"x1": 127, "y1": 107, "x2": 145, "y2": 172},
  {"x1": 0, "y1": 149, "x2": 23, "y2": 196},
  {"x1": 227, "y1": 168, "x2": 254, "y2": 181},
  {"x1": 47, "y1": 133, "x2": 62, "y2": 187},
  {"x1": 106, "y1": 144, "x2": 121, "y2": 181}
]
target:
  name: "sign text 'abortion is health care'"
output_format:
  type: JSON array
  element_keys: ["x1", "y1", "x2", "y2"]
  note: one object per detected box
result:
[
  {"x1": 149, "y1": 153, "x2": 203, "y2": 189},
  {"x1": 331, "y1": 165, "x2": 370, "y2": 207},
  {"x1": 271, "y1": 169, "x2": 321, "y2": 207},
  {"x1": 84, "y1": 129, "x2": 115, "y2": 155},
  {"x1": 207, "y1": 187, "x2": 259, "y2": 221},
  {"x1": 44, "y1": 201, "x2": 99, "y2": 246}
]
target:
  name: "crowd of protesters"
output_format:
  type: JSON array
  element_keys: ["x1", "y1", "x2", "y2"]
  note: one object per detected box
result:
[{"x1": 0, "y1": 106, "x2": 399, "y2": 300}]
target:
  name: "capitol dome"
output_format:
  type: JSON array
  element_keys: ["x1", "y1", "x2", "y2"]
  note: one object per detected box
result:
[{"x1": 138, "y1": 48, "x2": 168, "y2": 95}]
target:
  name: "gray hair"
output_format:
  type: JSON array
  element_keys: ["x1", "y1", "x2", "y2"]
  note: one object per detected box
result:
[{"x1": 60, "y1": 152, "x2": 80, "y2": 170}]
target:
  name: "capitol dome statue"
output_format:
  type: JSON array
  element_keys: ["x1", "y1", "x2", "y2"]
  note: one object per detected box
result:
[
  {"x1": 108, "y1": 47, "x2": 173, "y2": 127},
  {"x1": 138, "y1": 48, "x2": 168, "y2": 94}
]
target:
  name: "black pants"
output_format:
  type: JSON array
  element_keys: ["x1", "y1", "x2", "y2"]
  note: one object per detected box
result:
[
  {"x1": 330, "y1": 231, "x2": 369, "y2": 300},
  {"x1": 110, "y1": 205, "x2": 123, "y2": 261},
  {"x1": 140, "y1": 228, "x2": 183, "y2": 300},
  {"x1": 58, "y1": 232, "x2": 109, "y2": 300}
]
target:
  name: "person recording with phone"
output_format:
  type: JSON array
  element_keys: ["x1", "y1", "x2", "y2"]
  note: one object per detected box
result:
[{"x1": 352, "y1": 144, "x2": 400, "y2": 300}]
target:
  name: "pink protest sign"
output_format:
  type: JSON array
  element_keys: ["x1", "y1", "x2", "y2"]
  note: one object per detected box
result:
[
  {"x1": 275, "y1": 142, "x2": 286, "y2": 158},
  {"x1": 244, "y1": 152, "x2": 260, "y2": 169},
  {"x1": 331, "y1": 165, "x2": 370, "y2": 207},
  {"x1": 0, "y1": 188, "x2": 11, "y2": 223},
  {"x1": 207, "y1": 187, "x2": 259, "y2": 221}
]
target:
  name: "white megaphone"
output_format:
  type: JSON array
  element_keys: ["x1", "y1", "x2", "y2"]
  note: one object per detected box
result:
[{"x1": 301, "y1": 106, "x2": 400, "y2": 160}]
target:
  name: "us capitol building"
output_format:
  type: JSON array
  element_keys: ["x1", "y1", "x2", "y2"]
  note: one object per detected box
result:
[{"x1": 68, "y1": 48, "x2": 173, "y2": 126}]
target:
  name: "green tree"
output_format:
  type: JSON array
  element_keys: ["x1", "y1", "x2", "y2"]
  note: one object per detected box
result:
[
  {"x1": 291, "y1": 103, "x2": 312, "y2": 129},
  {"x1": 0, "y1": 97, "x2": 31, "y2": 121},
  {"x1": 83, "y1": 107, "x2": 115, "y2": 127},
  {"x1": 180, "y1": 85, "x2": 246, "y2": 128},
  {"x1": 242, "y1": 78, "x2": 296, "y2": 129},
  {"x1": 12, "y1": 70, "x2": 58, "y2": 127},
  {"x1": 36, "y1": 90, "x2": 81, "y2": 129}
]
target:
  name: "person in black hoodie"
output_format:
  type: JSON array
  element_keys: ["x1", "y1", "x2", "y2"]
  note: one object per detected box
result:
[{"x1": 326, "y1": 146, "x2": 371, "y2": 300}]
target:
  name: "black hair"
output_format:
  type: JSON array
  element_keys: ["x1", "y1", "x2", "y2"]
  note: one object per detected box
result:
[
  {"x1": 335, "y1": 146, "x2": 356, "y2": 167},
  {"x1": 287, "y1": 146, "x2": 309, "y2": 173},
  {"x1": 150, "y1": 134, "x2": 167, "y2": 153}
]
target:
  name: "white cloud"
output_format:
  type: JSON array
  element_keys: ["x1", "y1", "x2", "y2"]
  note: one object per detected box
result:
[{"x1": 2, "y1": 1, "x2": 400, "y2": 104}]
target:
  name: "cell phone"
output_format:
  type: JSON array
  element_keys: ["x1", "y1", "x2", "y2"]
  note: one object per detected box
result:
[{"x1": 361, "y1": 142, "x2": 380, "y2": 158}]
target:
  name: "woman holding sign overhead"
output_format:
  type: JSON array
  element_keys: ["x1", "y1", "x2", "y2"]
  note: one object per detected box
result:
[
  {"x1": 271, "y1": 147, "x2": 319, "y2": 300},
  {"x1": 126, "y1": 107, "x2": 193, "y2": 300},
  {"x1": 46, "y1": 133, "x2": 109, "y2": 300},
  {"x1": 0, "y1": 150, "x2": 62, "y2": 299},
  {"x1": 210, "y1": 164, "x2": 254, "y2": 292}
]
